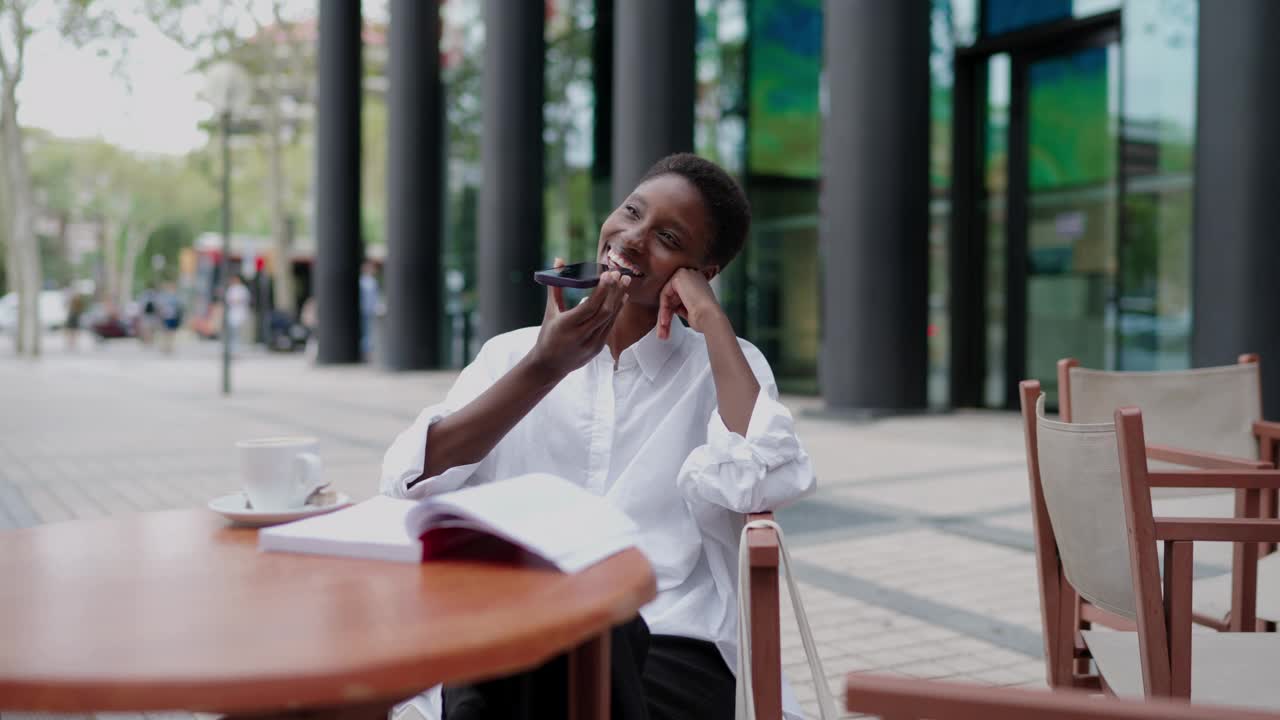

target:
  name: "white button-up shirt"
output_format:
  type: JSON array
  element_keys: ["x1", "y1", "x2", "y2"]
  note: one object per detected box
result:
[{"x1": 381, "y1": 319, "x2": 815, "y2": 715}]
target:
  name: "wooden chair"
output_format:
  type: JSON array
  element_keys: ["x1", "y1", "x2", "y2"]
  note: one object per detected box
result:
[
  {"x1": 745, "y1": 511, "x2": 783, "y2": 720},
  {"x1": 396, "y1": 512, "x2": 785, "y2": 720},
  {"x1": 1020, "y1": 380, "x2": 1259, "y2": 689},
  {"x1": 845, "y1": 673, "x2": 1280, "y2": 720},
  {"x1": 1024, "y1": 385, "x2": 1280, "y2": 707},
  {"x1": 1057, "y1": 356, "x2": 1280, "y2": 630}
]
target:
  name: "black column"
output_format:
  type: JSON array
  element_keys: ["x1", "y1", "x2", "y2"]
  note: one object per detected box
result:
[
  {"x1": 611, "y1": 0, "x2": 694, "y2": 203},
  {"x1": 820, "y1": 0, "x2": 930, "y2": 412},
  {"x1": 476, "y1": 0, "x2": 544, "y2": 342},
  {"x1": 315, "y1": 0, "x2": 362, "y2": 364},
  {"x1": 1194, "y1": 2, "x2": 1280, "y2": 419},
  {"x1": 383, "y1": 0, "x2": 443, "y2": 370}
]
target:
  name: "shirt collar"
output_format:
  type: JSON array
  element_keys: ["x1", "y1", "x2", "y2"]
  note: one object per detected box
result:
[{"x1": 630, "y1": 318, "x2": 685, "y2": 382}]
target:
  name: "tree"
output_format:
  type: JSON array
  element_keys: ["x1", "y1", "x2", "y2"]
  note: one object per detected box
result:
[
  {"x1": 0, "y1": 1, "x2": 133, "y2": 356},
  {"x1": 148, "y1": 0, "x2": 311, "y2": 314},
  {"x1": 148, "y1": 1, "x2": 395, "y2": 315},
  {"x1": 28, "y1": 134, "x2": 217, "y2": 307}
]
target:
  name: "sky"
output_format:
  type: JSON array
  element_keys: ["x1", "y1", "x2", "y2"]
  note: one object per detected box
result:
[
  {"x1": 19, "y1": 17, "x2": 211, "y2": 157},
  {"x1": 13, "y1": 0, "x2": 377, "y2": 158}
]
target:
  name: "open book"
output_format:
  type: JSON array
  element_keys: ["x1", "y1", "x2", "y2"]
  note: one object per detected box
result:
[{"x1": 258, "y1": 473, "x2": 640, "y2": 572}]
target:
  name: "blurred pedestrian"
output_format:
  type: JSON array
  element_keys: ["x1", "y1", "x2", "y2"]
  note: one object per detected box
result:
[
  {"x1": 225, "y1": 275, "x2": 250, "y2": 354},
  {"x1": 155, "y1": 282, "x2": 184, "y2": 354},
  {"x1": 300, "y1": 295, "x2": 318, "y2": 359},
  {"x1": 64, "y1": 290, "x2": 85, "y2": 351},
  {"x1": 139, "y1": 287, "x2": 158, "y2": 346},
  {"x1": 359, "y1": 261, "x2": 379, "y2": 359}
]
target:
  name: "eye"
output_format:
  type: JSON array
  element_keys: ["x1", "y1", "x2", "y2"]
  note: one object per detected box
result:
[
  {"x1": 624, "y1": 204, "x2": 640, "y2": 219},
  {"x1": 658, "y1": 231, "x2": 680, "y2": 248}
]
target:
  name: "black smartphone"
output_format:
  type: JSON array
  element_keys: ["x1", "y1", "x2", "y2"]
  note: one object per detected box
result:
[{"x1": 533, "y1": 261, "x2": 635, "y2": 288}]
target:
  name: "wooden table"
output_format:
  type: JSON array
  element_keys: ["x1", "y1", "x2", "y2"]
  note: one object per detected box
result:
[{"x1": 0, "y1": 509, "x2": 655, "y2": 718}]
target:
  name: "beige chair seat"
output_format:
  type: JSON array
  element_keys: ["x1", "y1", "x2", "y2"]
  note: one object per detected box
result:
[
  {"x1": 1084, "y1": 630, "x2": 1280, "y2": 710},
  {"x1": 1193, "y1": 553, "x2": 1280, "y2": 624}
]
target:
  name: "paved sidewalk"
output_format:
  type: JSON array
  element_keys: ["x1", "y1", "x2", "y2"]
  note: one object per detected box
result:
[{"x1": 0, "y1": 334, "x2": 1236, "y2": 719}]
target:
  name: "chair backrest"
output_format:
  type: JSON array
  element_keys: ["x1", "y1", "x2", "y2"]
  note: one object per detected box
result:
[
  {"x1": 1060, "y1": 358, "x2": 1262, "y2": 460},
  {"x1": 844, "y1": 673, "x2": 1280, "y2": 720},
  {"x1": 1019, "y1": 379, "x2": 1072, "y2": 687},
  {"x1": 1034, "y1": 394, "x2": 1140, "y2": 621}
]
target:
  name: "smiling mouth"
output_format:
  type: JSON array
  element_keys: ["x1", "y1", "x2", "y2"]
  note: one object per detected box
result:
[{"x1": 605, "y1": 248, "x2": 645, "y2": 278}]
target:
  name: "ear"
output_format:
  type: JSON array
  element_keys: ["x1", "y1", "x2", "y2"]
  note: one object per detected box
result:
[{"x1": 701, "y1": 265, "x2": 720, "y2": 283}]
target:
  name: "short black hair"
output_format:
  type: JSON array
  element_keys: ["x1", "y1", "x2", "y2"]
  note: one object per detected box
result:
[{"x1": 639, "y1": 153, "x2": 750, "y2": 268}]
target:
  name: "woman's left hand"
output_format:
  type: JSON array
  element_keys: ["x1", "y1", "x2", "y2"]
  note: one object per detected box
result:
[{"x1": 658, "y1": 268, "x2": 725, "y2": 340}]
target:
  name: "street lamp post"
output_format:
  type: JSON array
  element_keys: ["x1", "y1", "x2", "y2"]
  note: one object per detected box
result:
[{"x1": 202, "y1": 62, "x2": 252, "y2": 396}]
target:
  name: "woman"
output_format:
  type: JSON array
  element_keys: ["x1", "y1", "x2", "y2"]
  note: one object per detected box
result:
[{"x1": 382, "y1": 154, "x2": 813, "y2": 719}]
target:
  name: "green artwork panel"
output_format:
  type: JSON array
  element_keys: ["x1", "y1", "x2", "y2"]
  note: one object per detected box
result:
[
  {"x1": 748, "y1": 0, "x2": 821, "y2": 178},
  {"x1": 1027, "y1": 46, "x2": 1112, "y2": 189}
]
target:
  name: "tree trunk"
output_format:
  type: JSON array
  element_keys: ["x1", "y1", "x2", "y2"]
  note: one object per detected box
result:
[
  {"x1": 117, "y1": 225, "x2": 149, "y2": 310},
  {"x1": 264, "y1": 30, "x2": 295, "y2": 315},
  {"x1": 56, "y1": 211, "x2": 70, "y2": 277},
  {"x1": 3, "y1": 80, "x2": 40, "y2": 356},
  {"x1": 3, "y1": 235, "x2": 14, "y2": 300},
  {"x1": 101, "y1": 219, "x2": 119, "y2": 309},
  {"x1": 4, "y1": 231, "x2": 20, "y2": 353},
  {"x1": 0, "y1": 161, "x2": 12, "y2": 297}
]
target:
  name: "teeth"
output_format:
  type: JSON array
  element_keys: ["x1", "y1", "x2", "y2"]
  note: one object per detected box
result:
[{"x1": 607, "y1": 249, "x2": 643, "y2": 276}]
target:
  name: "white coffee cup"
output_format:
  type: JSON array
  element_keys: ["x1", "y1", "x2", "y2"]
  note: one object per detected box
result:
[{"x1": 237, "y1": 436, "x2": 325, "y2": 511}]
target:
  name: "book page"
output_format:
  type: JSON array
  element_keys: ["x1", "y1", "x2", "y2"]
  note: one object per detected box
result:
[
  {"x1": 405, "y1": 474, "x2": 639, "y2": 571},
  {"x1": 259, "y1": 495, "x2": 421, "y2": 562}
]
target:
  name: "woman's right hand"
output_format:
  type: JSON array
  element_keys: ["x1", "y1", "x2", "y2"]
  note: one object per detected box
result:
[{"x1": 527, "y1": 258, "x2": 631, "y2": 381}]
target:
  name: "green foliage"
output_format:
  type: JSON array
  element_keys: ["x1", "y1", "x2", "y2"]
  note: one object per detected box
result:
[
  {"x1": 137, "y1": 220, "x2": 198, "y2": 287},
  {"x1": 27, "y1": 133, "x2": 219, "y2": 295},
  {"x1": 363, "y1": 96, "x2": 388, "y2": 246}
]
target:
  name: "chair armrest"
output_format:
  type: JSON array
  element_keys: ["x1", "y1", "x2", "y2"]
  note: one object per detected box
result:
[
  {"x1": 1147, "y1": 444, "x2": 1271, "y2": 470},
  {"x1": 745, "y1": 512, "x2": 782, "y2": 720},
  {"x1": 1148, "y1": 469, "x2": 1280, "y2": 489},
  {"x1": 1255, "y1": 421, "x2": 1280, "y2": 442},
  {"x1": 1155, "y1": 518, "x2": 1280, "y2": 543},
  {"x1": 747, "y1": 511, "x2": 779, "y2": 568},
  {"x1": 844, "y1": 673, "x2": 1277, "y2": 720}
]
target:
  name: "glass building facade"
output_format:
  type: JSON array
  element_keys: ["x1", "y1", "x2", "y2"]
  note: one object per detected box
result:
[
  {"x1": 939, "y1": 0, "x2": 1198, "y2": 407},
  {"x1": 430, "y1": 0, "x2": 1199, "y2": 407}
]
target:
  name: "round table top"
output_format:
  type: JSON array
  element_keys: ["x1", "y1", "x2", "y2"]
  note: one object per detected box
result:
[{"x1": 0, "y1": 509, "x2": 655, "y2": 713}]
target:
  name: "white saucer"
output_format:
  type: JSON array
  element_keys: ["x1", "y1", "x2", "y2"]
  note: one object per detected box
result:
[{"x1": 208, "y1": 491, "x2": 353, "y2": 528}]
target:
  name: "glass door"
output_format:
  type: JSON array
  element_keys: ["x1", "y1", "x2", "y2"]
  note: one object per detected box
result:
[
  {"x1": 949, "y1": 13, "x2": 1124, "y2": 409},
  {"x1": 1007, "y1": 30, "x2": 1121, "y2": 406}
]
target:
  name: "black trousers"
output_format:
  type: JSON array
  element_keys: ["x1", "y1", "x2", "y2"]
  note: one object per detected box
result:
[{"x1": 441, "y1": 616, "x2": 734, "y2": 720}]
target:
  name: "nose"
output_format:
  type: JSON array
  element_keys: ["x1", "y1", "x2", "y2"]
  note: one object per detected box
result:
[{"x1": 617, "y1": 229, "x2": 646, "y2": 256}]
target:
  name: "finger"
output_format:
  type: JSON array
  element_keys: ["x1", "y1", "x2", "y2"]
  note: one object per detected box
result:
[
  {"x1": 552, "y1": 258, "x2": 566, "y2": 311},
  {"x1": 544, "y1": 258, "x2": 567, "y2": 318},
  {"x1": 573, "y1": 270, "x2": 617, "y2": 322},
  {"x1": 582, "y1": 274, "x2": 628, "y2": 336},
  {"x1": 657, "y1": 284, "x2": 676, "y2": 340},
  {"x1": 600, "y1": 273, "x2": 630, "y2": 316}
]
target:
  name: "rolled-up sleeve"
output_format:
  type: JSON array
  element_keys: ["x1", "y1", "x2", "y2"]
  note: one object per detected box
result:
[
  {"x1": 675, "y1": 348, "x2": 816, "y2": 513},
  {"x1": 380, "y1": 343, "x2": 499, "y2": 500}
]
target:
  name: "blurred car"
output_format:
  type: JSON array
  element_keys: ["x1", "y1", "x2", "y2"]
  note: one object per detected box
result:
[
  {"x1": 83, "y1": 302, "x2": 138, "y2": 340},
  {"x1": 265, "y1": 309, "x2": 310, "y2": 352},
  {"x1": 0, "y1": 291, "x2": 69, "y2": 334},
  {"x1": 89, "y1": 313, "x2": 132, "y2": 339}
]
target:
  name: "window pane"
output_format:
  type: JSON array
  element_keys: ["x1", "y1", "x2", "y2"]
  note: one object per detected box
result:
[
  {"x1": 930, "y1": 0, "x2": 957, "y2": 407},
  {"x1": 544, "y1": 0, "x2": 597, "y2": 268},
  {"x1": 746, "y1": 0, "x2": 821, "y2": 179},
  {"x1": 442, "y1": 0, "x2": 484, "y2": 366},
  {"x1": 984, "y1": 0, "x2": 1121, "y2": 38},
  {"x1": 984, "y1": 54, "x2": 1010, "y2": 407},
  {"x1": 1117, "y1": 0, "x2": 1196, "y2": 370}
]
